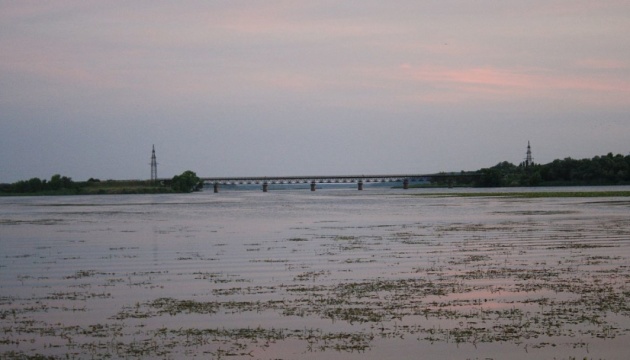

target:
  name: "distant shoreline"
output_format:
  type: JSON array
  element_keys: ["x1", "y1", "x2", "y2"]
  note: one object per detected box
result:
[
  {"x1": 0, "y1": 179, "x2": 175, "y2": 196},
  {"x1": 407, "y1": 190, "x2": 630, "y2": 198},
  {"x1": 3, "y1": 186, "x2": 630, "y2": 198},
  {"x1": 1, "y1": 171, "x2": 203, "y2": 196}
]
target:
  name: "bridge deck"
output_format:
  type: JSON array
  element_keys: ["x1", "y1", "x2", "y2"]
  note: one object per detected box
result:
[
  {"x1": 203, "y1": 175, "x2": 424, "y2": 181},
  {"x1": 200, "y1": 173, "x2": 478, "y2": 184}
]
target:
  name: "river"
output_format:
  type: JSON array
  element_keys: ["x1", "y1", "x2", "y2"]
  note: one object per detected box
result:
[{"x1": 1, "y1": 186, "x2": 629, "y2": 359}]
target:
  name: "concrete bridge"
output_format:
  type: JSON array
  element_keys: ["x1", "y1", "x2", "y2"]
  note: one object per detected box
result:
[{"x1": 200, "y1": 173, "x2": 479, "y2": 192}]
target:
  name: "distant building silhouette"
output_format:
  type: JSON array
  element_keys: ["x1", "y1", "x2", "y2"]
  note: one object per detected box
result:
[{"x1": 150, "y1": 145, "x2": 158, "y2": 182}]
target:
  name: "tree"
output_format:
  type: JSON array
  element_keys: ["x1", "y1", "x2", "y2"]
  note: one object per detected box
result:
[
  {"x1": 27, "y1": 177, "x2": 43, "y2": 192},
  {"x1": 47, "y1": 174, "x2": 74, "y2": 190},
  {"x1": 476, "y1": 168, "x2": 502, "y2": 187},
  {"x1": 171, "y1": 170, "x2": 201, "y2": 193},
  {"x1": 49, "y1": 174, "x2": 62, "y2": 190}
]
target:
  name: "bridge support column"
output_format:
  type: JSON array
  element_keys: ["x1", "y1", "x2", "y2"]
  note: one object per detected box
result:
[
  {"x1": 403, "y1": 178, "x2": 409, "y2": 189},
  {"x1": 213, "y1": 183, "x2": 219, "y2": 193},
  {"x1": 262, "y1": 182, "x2": 268, "y2": 192},
  {"x1": 358, "y1": 180, "x2": 363, "y2": 190},
  {"x1": 310, "y1": 181, "x2": 316, "y2": 191}
]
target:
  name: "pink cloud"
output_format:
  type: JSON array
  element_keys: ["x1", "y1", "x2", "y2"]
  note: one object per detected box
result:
[
  {"x1": 575, "y1": 58, "x2": 628, "y2": 70},
  {"x1": 539, "y1": 0, "x2": 630, "y2": 16},
  {"x1": 396, "y1": 64, "x2": 630, "y2": 106}
]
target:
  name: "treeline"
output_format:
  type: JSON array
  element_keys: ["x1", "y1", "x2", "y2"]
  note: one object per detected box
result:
[
  {"x1": 0, "y1": 174, "x2": 79, "y2": 194},
  {"x1": 476, "y1": 153, "x2": 630, "y2": 187},
  {"x1": 0, "y1": 171, "x2": 203, "y2": 195}
]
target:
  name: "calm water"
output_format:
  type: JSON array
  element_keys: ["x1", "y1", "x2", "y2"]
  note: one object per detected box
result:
[{"x1": 1, "y1": 187, "x2": 629, "y2": 359}]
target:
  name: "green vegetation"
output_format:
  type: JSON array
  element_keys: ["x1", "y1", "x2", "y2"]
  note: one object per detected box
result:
[
  {"x1": 78, "y1": 179, "x2": 174, "y2": 195},
  {"x1": 473, "y1": 152, "x2": 630, "y2": 187},
  {"x1": 170, "y1": 170, "x2": 202, "y2": 193},
  {"x1": 0, "y1": 174, "x2": 81, "y2": 195},
  {"x1": 411, "y1": 191, "x2": 630, "y2": 198},
  {"x1": 0, "y1": 171, "x2": 203, "y2": 196}
]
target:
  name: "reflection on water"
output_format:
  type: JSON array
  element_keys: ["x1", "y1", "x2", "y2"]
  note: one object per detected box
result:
[{"x1": 1, "y1": 187, "x2": 629, "y2": 359}]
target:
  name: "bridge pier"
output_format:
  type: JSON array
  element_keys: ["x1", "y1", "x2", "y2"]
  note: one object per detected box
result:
[
  {"x1": 403, "y1": 178, "x2": 409, "y2": 189},
  {"x1": 213, "y1": 183, "x2": 219, "y2": 193},
  {"x1": 262, "y1": 182, "x2": 268, "y2": 192},
  {"x1": 310, "y1": 181, "x2": 316, "y2": 191},
  {"x1": 358, "y1": 180, "x2": 363, "y2": 190}
]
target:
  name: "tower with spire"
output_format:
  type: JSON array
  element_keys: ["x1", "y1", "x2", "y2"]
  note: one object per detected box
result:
[
  {"x1": 524, "y1": 141, "x2": 533, "y2": 168},
  {"x1": 150, "y1": 145, "x2": 158, "y2": 182}
]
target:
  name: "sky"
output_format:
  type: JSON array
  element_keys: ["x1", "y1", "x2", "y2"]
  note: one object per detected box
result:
[{"x1": 1, "y1": 1, "x2": 629, "y2": 182}]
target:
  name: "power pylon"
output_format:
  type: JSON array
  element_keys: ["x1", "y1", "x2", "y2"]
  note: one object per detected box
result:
[
  {"x1": 525, "y1": 141, "x2": 533, "y2": 168},
  {"x1": 150, "y1": 145, "x2": 158, "y2": 182}
]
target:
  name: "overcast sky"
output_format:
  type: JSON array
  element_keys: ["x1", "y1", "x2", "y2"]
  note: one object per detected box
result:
[{"x1": 1, "y1": 1, "x2": 629, "y2": 182}]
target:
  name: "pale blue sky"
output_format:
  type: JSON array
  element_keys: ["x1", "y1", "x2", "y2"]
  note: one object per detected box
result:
[{"x1": 1, "y1": 1, "x2": 629, "y2": 182}]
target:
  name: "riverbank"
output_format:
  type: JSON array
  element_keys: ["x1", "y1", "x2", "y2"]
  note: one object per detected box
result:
[
  {"x1": 75, "y1": 180, "x2": 174, "y2": 195},
  {"x1": 0, "y1": 180, "x2": 174, "y2": 196},
  {"x1": 0, "y1": 170, "x2": 201, "y2": 196},
  {"x1": 410, "y1": 190, "x2": 630, "y2": 198}
]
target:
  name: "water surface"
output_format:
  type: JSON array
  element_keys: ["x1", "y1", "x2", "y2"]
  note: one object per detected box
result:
[{"x1": 1, "y1": 187, "x2": 629, "y2": 359}]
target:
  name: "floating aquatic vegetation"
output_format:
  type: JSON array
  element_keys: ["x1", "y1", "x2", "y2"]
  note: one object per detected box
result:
[{"x1": 2, "y1": 192, "x2": 629, "y2": 358}]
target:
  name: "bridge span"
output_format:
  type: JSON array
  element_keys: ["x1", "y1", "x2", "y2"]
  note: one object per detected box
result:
[{"x1": 200, "y1": 173, "x2": 479, "y2": 192}]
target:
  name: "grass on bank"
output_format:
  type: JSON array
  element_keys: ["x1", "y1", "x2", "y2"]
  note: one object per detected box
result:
[
  {"x1": 409, "y1": 191, "x2": 630, "y2": 198},
  {"x1": 77, "y1": 180, "x2": 174, "y2": 195},
  {"x1": 0, "y1": 180, "x2": 174, "y2": 196}
]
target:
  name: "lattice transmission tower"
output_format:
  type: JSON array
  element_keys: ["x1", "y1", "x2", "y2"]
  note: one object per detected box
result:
[
  {"x1": 524, "y1": 141, "x2": 534, "y2": 168},
  {"x1": 150, "y1": 145, "x2": 158, "y2": 182}
]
